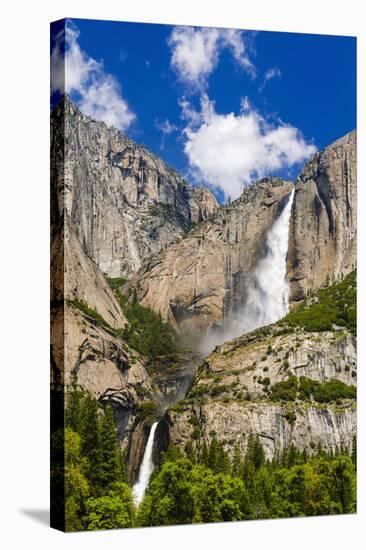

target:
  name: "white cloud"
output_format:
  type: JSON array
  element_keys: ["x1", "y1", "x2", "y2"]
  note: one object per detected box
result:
[
  {"x1": 51, "y1": 21, "x2": 135, "y2": 131},
  {"x1": 155, "y1": 118, "x2": 178, "y2": 148},
  {"x1": 259, "y1": 67, "x2": 281, "y2": 92},
  {"x1": 168, "y1": 26, "x2": 255, "y2": 89},
  {"x1": 220, "y1": 29, "x2": 256, "y2": 78},
  {"x1": 182, "y1": 95, "x2": 316, "y2": 199},
  {"x1": 155, "y1": 118, "x2": 178, "y2": 135}
]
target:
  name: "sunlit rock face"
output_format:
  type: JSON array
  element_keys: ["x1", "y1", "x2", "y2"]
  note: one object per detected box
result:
[
  {"x1": 126, "y1": 178, "x2": 294, "y2": 336},
  {"x1": 288, "y1": 130, "x2": 357, "y2": 301},
  {"x1": 126, "y1": 131, "x2": 357, "y2": 341},
  {"x1": 51, "y1": 95, "x2": 218, "y2": 278},
  {"x1": 167, "y1": 326, "x2": 356, "y2": 459},
  {"x1": 169, "y1": 400, "x2": 356, "y2": 460}
]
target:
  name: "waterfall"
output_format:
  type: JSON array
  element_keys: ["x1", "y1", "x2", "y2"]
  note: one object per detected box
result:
[
  {"x1": 238, "y1": 189, "x2": 295, "y2": 333},
  {"x1": 132, "y1": 421, "x2": 158, "y2": 506},
  {"x1": 200, "y1": 189, "x2": 295, "y2": 355}
]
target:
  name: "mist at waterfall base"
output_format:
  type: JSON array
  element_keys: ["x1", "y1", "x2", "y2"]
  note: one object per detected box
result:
[
  {"x1": 200, "y1": 189, "x2": 295, "y2": 356},
  {"x1": 132, "y1": 421, "x2": 159, "y2": 506}
]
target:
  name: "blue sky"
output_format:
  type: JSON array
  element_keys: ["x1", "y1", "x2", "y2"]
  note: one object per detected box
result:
[{"x1": 51, "y1": 18, "x2": 356, "y2": 202}]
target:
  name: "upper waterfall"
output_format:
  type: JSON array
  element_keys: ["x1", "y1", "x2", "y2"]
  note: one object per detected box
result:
[
  {"x1": 200, "y1": 188, "x2": 295, "y2": 354},
  {"x1": 132, "y1": 421, "x2": 158, "y2": 506},
  {"x1": 238, "y1": 188, "x2": 295, "y2": 333}
]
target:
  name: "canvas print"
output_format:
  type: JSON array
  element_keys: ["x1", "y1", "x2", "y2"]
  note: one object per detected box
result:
[{"x1": 50, "y1": 18, "x2": 357, "y2": 531}]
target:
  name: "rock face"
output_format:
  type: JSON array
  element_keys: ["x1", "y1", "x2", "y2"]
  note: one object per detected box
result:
[
  {"x1": 50, "y1": 96, "x2": 218, "y2": 482},
  {"x1": 51, "y1": 95, "x2": 218, "y2": 278},
  {"x1": 127, "y1": 179, "x2": 293, "y2": 333},
  {"x1": 167, "y1": 324, "x2": 356, "y2": 459},
  {"x1": 52, "y1": 222, "x2": 127, "y2": 329},
  {"x1": 169, "y1": 400, "x2": 355, "y2": 460},
  {"x1": 51, "y1": 216, "x2": 160, "y2": 458},
  {"x1": 288, "y1": 131, "x2": 357, "y2": 301},
  {"x1": 51, "y1": 221, "x2": 158, "y2": 448},
  {"x1": 193, "y1": 328, "x2": 356, "y2": 399},
  {"x1": 62, "y1": 306, "x2": 154, "y2": 404}
]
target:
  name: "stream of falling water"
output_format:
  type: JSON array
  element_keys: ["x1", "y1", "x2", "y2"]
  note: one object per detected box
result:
[
  {"x1": 201, "y1": 189, "x2": 295, "y2": 354},
  {"x1": 236, "y1": 188, "x2": 295, "y2": 333},
  {"x1": 132, "y1": 421, "x2": 158, "y2": 506},
  {"x1": 132, "y1": 189, "x2": 295, "y2": 503}
]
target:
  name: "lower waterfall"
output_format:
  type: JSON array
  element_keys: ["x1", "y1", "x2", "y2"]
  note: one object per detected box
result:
[
  {"x1": 237, "y1": 188, "x2": 295, "y2": 333},
  {"x1": 132, "y1": 421, "x2": 158, "y2": 506}
]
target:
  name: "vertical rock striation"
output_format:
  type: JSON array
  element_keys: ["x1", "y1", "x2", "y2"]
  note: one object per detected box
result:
[
  {"x1": 288, "y1": 130, "x2": 356, "y2": 301},
  {"x1": 51, "y1": 95, "x2": 218, "y2": 278}
]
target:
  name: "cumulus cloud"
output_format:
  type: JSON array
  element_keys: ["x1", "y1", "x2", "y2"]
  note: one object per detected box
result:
[
  {"x1": 259, "y1": 67, "x2": 281, "y2": 92},
  {"x1": 168, "y1": 26, "x2": 255, "y2": 89},
  {"x1": 181, "y1": 95, "x2": 316, "y2": 199},
  {"x1": 51, "y1": 21, "x2": 135, "y2": 131}
]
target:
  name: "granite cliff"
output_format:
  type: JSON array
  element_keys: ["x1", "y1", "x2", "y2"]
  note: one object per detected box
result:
[
  {"x1": 51, "y1": 95, "x2": 218, "y2": 279},
  {"x1": 288, "y1": 130, "x2": 357, "y2": 301},
  {"x1": 126, "y1": 179, "x2": 294, "y2": 333},
  {"x1": 166, "y1": 272, "x2": 357, "y2": 459},
  {"x1": 126, "y1": 132, "x2": 357, "y2": 338}
]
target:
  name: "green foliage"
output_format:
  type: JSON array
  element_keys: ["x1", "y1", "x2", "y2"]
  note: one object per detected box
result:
[
  {"x1": 245, "y1": 435, "x2": 266, "y2": 471},
  {"x1": 84, "y1": 484, "x2": 134, "y2": 530},
  {"x1": 136, "y1": 401, "x2": 158, "y2": 421},
  {"x1": 283, "y1": 411, "x2": 297, "y2": 425},
  {"x1": 106, "y1": 276, "x2": 127, "y2": 291},
  {"x1": 79, "y1": 393, "x2": 102, "y2": 488},
  {"x1": 136, "y1": 459, "x2": 251, "y2": 526},
  {"x1": 207, "y1": 437, "x2": 231, "y2": 474},
  {"x1": 64, "y1": 428, "x2": 89, "y2": 531},
  {"x1": 283, "y1": 270, "x2": 356, "y2": 334},
  {"x1": 112, "y1": 286, "x2": 181, "y2": 372},
  {"x1": 63, "y1": 385, "x2": 356, "y2": 530},
  {"x1": 97, "y1": 406, "x2": 123, "y2": 491},
  {"x1": 69, "y1": 279, "x2": 183, "y2": 375},
  {"x1": 351, "y1": 435, "x2": 357, "y2": 467},
  {"x1": 270, "y1": 375, "x2": 356, "y2": 403},
  {"x1": 270, "y1": 374, "x2": 298, "y2": 401},
  {"x1": 66, "y1": 299, "x2": 113, "y2": 332},
  {"x1": 312, "y1": 379, "x2": 356, "y2": 403},
  {"x1": 65, "y1": 377, "x2": 84, "y2": 433},
  {"x1": 136, "y1": 435, "x2": 356, "y2": 525},
  {"x1": 63, "y1": 386, "x2": 133, "y2": 531}
]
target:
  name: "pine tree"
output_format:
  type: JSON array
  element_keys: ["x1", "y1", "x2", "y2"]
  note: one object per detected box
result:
[
  {"x1": 216, "y1": 442, "x2": 231, "y2": 474},
  {"x1": 200, "y1": 441, "x2": 209, "y2": 467},
  {"x1": 97, "y1": 405, "x2": 121, "y2": 492},
  {"x1": 185, "y1": 441, "x2": 196, "y2": 464},
  {"x1": 65, "y1": 377, "x2": 83, "y2": 433},
  {"x1": 246, "y1": 434, "x2": 265, "y2": 470},
  {"x1": 79, "y1": 394, "x2": 101, "y2": 489},
  {"x1": 285, "y1": 444, "x2": 301, "y2": 467},
  {"x1": 232, "y1": 446, "x2": 243, "y2": 478},
  {"x1": 119, "y1": 447, "x2": 128, "y2": 483},
  {"x1": 331, "y1": 455, "x2": 356, "y2": 513},
  {"x1": 208, "y1": 437, "x2": 219, "y2": 472},
  {"x1": 351, "y1": 435, "x2": 357, "y2": 467}
]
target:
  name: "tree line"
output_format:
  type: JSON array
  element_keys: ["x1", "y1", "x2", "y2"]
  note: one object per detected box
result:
[{"x1": 52, "y1": 385, "x2": 356, "y2": 531}]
